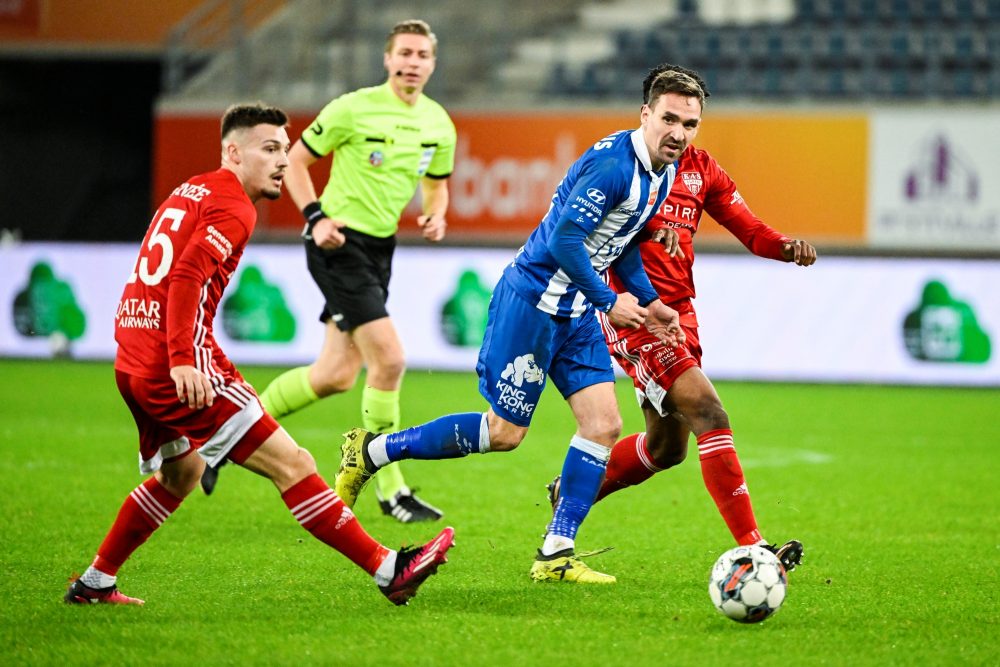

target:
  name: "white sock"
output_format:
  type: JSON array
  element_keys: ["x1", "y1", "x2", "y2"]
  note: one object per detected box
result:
[
  {"x1": 367, "y1": 435, "x2": 390, "y2": 468},
  {"x1": 80, "y1": 565, "x2": 116, "y2": 589},
  {"x1": 479, "y1": 413, "x2": 491, "y2": 453},
  {"x1": 541, "y1": 534, "x2": 575, "y2": 557},
  {"x1": 373, "y1": 550, "x2": 397, "y2": 587}
]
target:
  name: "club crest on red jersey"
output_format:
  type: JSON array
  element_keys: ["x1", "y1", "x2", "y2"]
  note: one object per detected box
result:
[{"x1": 681, "y1": 172, "x2": 703, "y2": 195}]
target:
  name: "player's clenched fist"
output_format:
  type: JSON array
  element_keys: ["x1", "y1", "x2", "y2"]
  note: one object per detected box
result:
[
  {"x1": 781, "y1": 239, "x2": 817, "y2": 266},
  {"x1": 417, "y1": 213, "x2": 447, "y2": 242},
  {"x1": 312, "y1": 217, "x2": 347, "y2": 249},
  {"x1": 607, "y1": 292, "x2": 648, "y2": 329},
  {"x1": 170, "y1": 365, "x2": 215, "y2": 409}
]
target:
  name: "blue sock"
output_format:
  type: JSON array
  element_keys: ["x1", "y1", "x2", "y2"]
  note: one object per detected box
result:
[
  {"x1": 383, "y1": 412, "x2": 486, "y2": 461},
  {"x1": 548, "y1": 435, "x2": 610, "y2": 540}
]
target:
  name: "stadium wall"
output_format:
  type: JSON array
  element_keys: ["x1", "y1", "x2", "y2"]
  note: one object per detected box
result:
[
  {"x1": 0, "y1": 0, "x2": 204, "y2": 47},
  {"x1": 2, "y1": 243, "x2": 997, "y2": 386},
  {"x1": 152, "y1": 107, "x2": 999, "y2": 251}
]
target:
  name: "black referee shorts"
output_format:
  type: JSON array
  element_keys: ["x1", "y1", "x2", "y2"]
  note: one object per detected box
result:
[{"x1": 305, "y1": 227, "x2": 396, "y2": 332}]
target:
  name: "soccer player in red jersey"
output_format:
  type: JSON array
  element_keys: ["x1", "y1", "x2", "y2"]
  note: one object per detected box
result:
[
  {"x1": 64, "y1": 103, "x2": 453, "y2": 607},
  {"x1": 549, "y1": 64, "x2": 816, "y2": 571}
]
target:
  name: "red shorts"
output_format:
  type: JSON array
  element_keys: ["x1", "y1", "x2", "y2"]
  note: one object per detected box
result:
[
  {"x1": 609, "y1": 308, "x2": 702, "y2": 417},
  {"x1": 115, "y1": 370, "x2": 279, "y2": 474}
]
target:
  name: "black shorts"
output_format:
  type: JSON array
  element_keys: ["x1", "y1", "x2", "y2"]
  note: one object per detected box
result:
[{"x1": 305, "y1": 227, "x2": 396, "y2": 331}]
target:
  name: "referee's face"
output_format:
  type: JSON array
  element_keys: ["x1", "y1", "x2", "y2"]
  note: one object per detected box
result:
[{"x1": 385, "y1": 33, "x2": 436, "y2": 94}]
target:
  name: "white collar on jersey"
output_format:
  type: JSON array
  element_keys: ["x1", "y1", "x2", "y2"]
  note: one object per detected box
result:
[{"x1": 629, "y1": 128, "x2": 659, "y2": 175}]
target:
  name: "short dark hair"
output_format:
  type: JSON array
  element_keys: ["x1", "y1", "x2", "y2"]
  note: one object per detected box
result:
[
  {"x1": 220, "y1": 103, "x2": 288, "y2": 141},
  {"x1": 642, "y1": 63, "x2": 710, "y2": 107},
  {"x1": 385, "y1": 19, "x2": 437, "y2": 54}
]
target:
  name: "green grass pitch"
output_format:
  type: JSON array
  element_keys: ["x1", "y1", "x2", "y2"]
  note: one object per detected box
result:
[{"x1": 1, "y1": 359, "x2": 997, "y2": 666}]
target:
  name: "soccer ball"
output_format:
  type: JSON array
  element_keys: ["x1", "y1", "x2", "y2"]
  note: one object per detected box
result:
[{"x1": 708, "y1": 545, "x2": 787, "y2": 623}]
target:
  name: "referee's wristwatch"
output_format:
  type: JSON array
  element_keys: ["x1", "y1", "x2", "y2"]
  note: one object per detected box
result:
[{"x1": 301, "y1": 201, "x2": 325, "y2": 240}]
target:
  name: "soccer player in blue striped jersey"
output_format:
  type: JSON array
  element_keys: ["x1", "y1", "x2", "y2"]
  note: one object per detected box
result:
[{"x1": 335, "y1": 71, "x2": 705, "y2": 583}]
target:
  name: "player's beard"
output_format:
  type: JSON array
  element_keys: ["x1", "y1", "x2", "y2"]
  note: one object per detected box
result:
[
  {"x1": 660, "y1": 142, "x2": 684, "y2": 164},
  {"x1": 262, "y1": 172, "x2": 284, "y2": 200}
]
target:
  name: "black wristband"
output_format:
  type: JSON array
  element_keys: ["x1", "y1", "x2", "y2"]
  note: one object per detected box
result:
[{"x1": 301, "y1": 201, "x2": 325, "y2": 239}]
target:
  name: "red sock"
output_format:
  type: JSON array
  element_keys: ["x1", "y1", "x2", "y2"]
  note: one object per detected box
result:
[
  {"x1": 93, "y1": 476, "x2": 183, "y2": 575},
  {"x1": 596, "y1": 433, "x2": 663, "y2": 502},
  {"x1": 282, "y1": 474, "x2": 389, "y2": 575},
  {"x1": 697, "y1": 429, "x2": 761, "y2": 545}
]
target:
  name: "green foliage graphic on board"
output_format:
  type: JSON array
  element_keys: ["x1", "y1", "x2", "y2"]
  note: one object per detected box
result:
[
  {"x1": 902, "y1": 279, "x2": 990, "y2": 363},
  {"x1": 440, "y1": 269, "x2": 492, "y2": 347},
  {"x1": 221, "y1": 265, "x2": 296, "y2": 342},
  {"x1": 12, "y1": 261, "x2": 86, "y2": 341}
]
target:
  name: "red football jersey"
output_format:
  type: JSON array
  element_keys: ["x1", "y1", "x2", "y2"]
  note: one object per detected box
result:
[
  {"x1": 114, "y1": 168, "x2": 256, "y2": 383},
  {"x1": 607, "y1": 145, "x2": 791, "y2": 342}
]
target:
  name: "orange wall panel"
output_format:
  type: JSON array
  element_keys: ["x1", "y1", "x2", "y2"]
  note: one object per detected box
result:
[
  {"x1": 0, "y1": 0, "x2": 204, "y2": 45},
  {"x1": 153, "y1": 110, "x2": 868, "y2": 244},
  {"x1": 693, "y1": 114, "x2": 867, "y2": 244},
  {"x1": 0, "y1": 0, "x2": 42, "y2": 33},
  {"x1": 443, "y1": 112, "x2": 636, "y2": 240}
]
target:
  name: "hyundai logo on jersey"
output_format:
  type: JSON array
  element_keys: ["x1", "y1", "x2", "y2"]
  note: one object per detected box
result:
[{"x1": 586, "y1": 188, "x2": 606, "y2": 204}]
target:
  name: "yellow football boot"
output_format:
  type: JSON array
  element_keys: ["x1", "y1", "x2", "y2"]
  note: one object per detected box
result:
[
  {"x1": 335, "y1": 428, "x2": 377, "y2": 508},
  {"x1": 529, "y1": 548, "x2": 616, "y2": 584}
]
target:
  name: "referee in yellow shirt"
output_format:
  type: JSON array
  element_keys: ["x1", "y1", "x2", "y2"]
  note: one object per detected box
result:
[{"x1": 202, "y1": 19, "x2": 456, "y2": 523}]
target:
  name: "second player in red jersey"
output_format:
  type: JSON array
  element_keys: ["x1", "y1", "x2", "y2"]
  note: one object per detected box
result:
[
  {"x1": 550, "y1": 64, "x2": 817, "y2": 573},
  {"x1": 65, "y1": 103, "x2": 454, "y2": 608},
  {"x1": 601, "y1": 142, "x2": 802, "y2": 394}
]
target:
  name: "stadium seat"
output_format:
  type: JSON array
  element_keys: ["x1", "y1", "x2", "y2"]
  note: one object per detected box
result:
[{"x1": 529, "y1": 0, "x2": 997, "y2": 102}]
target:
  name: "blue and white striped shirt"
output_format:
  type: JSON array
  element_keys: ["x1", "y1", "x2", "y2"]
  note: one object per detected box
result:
[{"x1": 503, "y1": 128, "x2": 677, "y2": 318}]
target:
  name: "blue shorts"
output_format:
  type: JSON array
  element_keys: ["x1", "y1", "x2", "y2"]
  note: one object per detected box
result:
[{"x1": 477, "y1": 277, "x2": 615, "y2": 426}]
